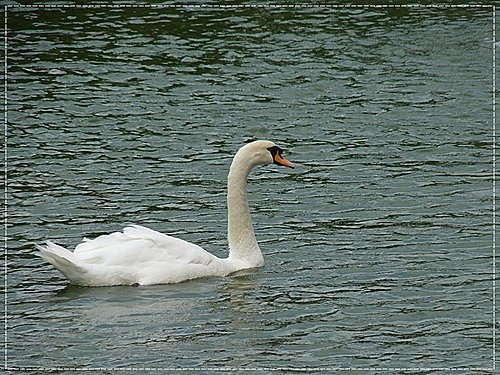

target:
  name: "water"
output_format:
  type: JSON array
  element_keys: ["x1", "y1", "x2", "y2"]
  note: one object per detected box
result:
[{"x1": 6, "y1": 4, "x2": 495, "y2": 372}]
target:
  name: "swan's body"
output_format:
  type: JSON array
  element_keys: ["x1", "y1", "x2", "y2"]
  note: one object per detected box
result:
[{"x1": 36, "y1": 140, "x2": 294, "y2": 286}]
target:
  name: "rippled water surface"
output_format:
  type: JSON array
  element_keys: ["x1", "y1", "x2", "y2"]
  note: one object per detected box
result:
[{"x1": 6, "y1": 4, "x2": 495, "y2": 372}]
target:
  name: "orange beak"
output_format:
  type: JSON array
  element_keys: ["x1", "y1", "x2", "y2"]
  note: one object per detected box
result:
[{"x1": 274, "y1": 153, "x2": 295, "y2": 168}]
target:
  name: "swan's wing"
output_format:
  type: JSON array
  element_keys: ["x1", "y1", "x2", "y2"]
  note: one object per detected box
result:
[{"x1": 74, "y1": 225, "x2": 217, "y2": 267}]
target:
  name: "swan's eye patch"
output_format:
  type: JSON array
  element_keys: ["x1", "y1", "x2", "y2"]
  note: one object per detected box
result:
[{"x1": 267, "y1": 145, "x2": 283, "y2": 158}]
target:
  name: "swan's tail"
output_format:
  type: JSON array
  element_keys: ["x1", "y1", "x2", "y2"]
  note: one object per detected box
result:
[{"x1": 36, "y1": 241, "x2": 87, "y2": 283}]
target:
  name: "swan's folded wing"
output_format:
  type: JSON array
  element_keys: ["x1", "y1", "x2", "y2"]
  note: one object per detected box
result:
[{"x1": 74, "y1": 225, "x2": 216, "y2": 266}]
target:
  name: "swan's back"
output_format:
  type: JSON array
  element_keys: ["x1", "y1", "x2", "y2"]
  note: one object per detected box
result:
[{"x1": 75, "y1": 225, "x2": 214, "y2": 266}]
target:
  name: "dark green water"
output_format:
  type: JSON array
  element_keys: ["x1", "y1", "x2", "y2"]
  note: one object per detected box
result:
[{"x1": 5, "y1": 3, "x2": 496, "y2": 372}]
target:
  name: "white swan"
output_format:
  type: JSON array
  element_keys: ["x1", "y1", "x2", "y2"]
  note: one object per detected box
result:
[{"x1": 36, "y1": 140, "x2": 295, "y2": 286}]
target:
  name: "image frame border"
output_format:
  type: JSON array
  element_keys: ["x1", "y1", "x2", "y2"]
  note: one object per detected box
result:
[{"x1": 2, "y1": 2, "x2": 496, "y2": 372}]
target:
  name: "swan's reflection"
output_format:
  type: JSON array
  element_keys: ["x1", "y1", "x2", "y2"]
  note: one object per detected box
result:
[
  {"x1": 49, "y1": 282, "x2": 208, "y2": 333},
  {"x1": 225, "y1": 271, "x2": 259, "y2": 310},
  {"x1": 215, "y1": 271, "x2": 263, "y2": 333},
  {"x1": 34, "y1": 277, "x2": 265, "y2": 367}
]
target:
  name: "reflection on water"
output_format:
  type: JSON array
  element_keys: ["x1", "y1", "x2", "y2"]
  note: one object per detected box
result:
[{"x1": 7, "y1": 3, "x2": 494, "y2": 371}]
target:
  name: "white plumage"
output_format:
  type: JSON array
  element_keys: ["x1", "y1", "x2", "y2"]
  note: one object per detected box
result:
[{"x1": 36, "y1": 140, "x2": 294, "y2": 286}]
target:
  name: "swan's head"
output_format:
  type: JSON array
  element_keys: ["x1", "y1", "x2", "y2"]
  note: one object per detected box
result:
[{"x1": 240, "y1": 140, "x2": 295, "y2": 168}]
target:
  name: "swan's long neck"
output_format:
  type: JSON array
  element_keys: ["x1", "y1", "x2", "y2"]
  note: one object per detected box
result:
[{"x1": 227, "y1": 152, "x2": 264, "y2": 267}]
